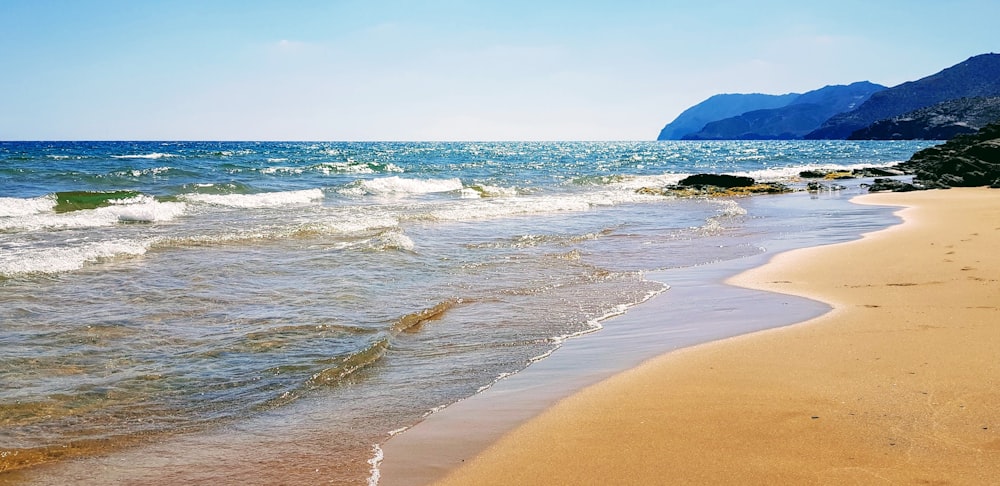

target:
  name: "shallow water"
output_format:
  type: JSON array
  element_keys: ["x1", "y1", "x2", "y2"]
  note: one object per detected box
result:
[{"x1": 0, "y1": 140, "x2": 933, "y2": 482}]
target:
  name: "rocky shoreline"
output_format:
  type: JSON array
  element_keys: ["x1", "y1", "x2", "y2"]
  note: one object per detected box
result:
[
  {"x1": 636, "y1": 123, "x2": 1000, "y2": 197},
  {"x1": 636, "y1": 174, "x2": 792, "y2": 197},
  {"x1": 893, "y1": 121, "x2": 1000, "y2": 189}
]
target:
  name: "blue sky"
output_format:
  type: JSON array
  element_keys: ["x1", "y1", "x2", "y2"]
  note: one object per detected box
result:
[{"x1": 1, "y1": 1, "x2": 996, "y2": 141}]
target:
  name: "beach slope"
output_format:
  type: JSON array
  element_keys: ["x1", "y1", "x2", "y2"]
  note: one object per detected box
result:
[{"x1": 432, "y1": 188, "x2": 1000, "y2": 485}]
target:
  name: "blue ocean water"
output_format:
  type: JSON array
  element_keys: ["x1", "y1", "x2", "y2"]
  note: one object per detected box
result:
[{"x1": 0, "y1": 140, "x2": 934, "y2": 482}]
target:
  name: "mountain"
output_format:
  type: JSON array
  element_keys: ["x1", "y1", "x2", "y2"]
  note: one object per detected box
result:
[
  {"x1": 682, "y1": 82, "x2": 885, "y2": 140},
  {"x1": 805, "y1": 53, "x2": 1000, "y2": 139},
  {"x1": 848, "y1": 97, "x2": 1000, "y2": 140},
  {"x1": 656, "y1": 92, "x2": 799, "y2": 140}
]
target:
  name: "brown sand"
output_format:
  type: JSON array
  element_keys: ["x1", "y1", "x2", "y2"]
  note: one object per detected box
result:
[{"x1": 432, "y1": 188, "x2": 1000, "y2": 485}]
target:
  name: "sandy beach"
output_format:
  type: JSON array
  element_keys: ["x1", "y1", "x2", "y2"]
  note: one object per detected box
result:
[{"x1": 430, "y1": 188, "x2": 1000, "y2": 485}]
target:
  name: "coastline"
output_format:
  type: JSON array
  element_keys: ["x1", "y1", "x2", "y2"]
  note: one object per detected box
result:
[
  {"x1": 377, "y1": 188, "x2": 897, "y2": 484},
  {"x1": 378, "y1": 252, "x2": 830, "y2": 485},
  {"x1": 418, "y1": 188, "x2": 1000, "y2": 485}
]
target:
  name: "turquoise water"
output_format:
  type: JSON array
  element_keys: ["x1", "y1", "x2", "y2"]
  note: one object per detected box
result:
[{"x1": 0, "y1": 140, "x2": 934, "y2": 482}]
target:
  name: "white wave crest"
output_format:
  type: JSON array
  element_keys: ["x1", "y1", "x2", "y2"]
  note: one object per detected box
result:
[
  {"x1": 180, "y1": 189, "x2": 325, "y2": 208},
  {"x1": 343, "y1": 177, "x2": 463, "y2": 197},
  {"x1": 0, "y1": 195, "x2": 56, "y2": 218},
  {"x1": 0, "y1": 239, "x2": 151, "y2": 276},
  {"x1": 430, "y1": 190, "x2": 656, "y2": 222},
  {"x1": 111, "y1": 153, "x2": 178, "y2": 159},
  {"x1": 429, "y1": 196, "x2": 590, "y2": 221},
  {"x1": 112, "y1": 200, "x2": 187, "y2": 222},
  {"x1": 0, "y1": 200, "x2": 186, "y2": 231}
]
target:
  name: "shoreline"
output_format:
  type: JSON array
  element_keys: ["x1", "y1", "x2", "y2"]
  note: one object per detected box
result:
[
  {"x1": 378, "y1": 254, "x2": 831, "y2": 485},
  {"x1": 406, "y1": 188, "x2": 1000, "y2": 485},
  {"x1": 377, "y1": 189, "x2": 898, "y2": 485}
]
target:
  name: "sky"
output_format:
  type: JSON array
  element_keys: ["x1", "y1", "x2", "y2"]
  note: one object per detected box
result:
[{"x1": 1, "y1": 0, "x2": 997, "y2": 141}]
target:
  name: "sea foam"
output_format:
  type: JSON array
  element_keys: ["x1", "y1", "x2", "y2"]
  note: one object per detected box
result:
[
  {"x1": 342, "y1": 177, "x2": 463, "y2": 197},
  {"x1": 180, "y1": 189, "x2": 325, "y2": 208},
  {"x1": 310, "y1": 215, "x2": 400, "y2": 235},
  {"x1": 429, "y1": 189, "x2": 657, "y2": 222},
  {"x1": 428, "y1": 196, "x2": 589, "y2": 221},
  {"x1": 111, "y1": 153, "x2": 178, "y2": 159},
  {"x1": 0, "y1": 200, "x2": 185, "y2": 231},
  {"x1": 0, "y1": 195, "x2": 56, "y2": 218},
  {"x1": 0, "y1": 239, "x2": 151, "y2": 276},
  {"x1": 112, "y1": 200, "x2": 187, "y2": 222}
]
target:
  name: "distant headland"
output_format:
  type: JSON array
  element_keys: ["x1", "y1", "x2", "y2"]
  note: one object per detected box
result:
[{"x1": 658, "y1": 53, "x2": 1000, "y2": 142}]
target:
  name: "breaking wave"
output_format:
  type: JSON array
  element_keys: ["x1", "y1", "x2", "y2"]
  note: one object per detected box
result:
[
  {"x1": 0, "y1": 239, "x2": 152, "y2": 277},
  {"x1": 179, "y1": 188, "x2": 325, "y2": 208},
  {"x1": 341, "y1": 177, "x2": 464, "y2": 197}
]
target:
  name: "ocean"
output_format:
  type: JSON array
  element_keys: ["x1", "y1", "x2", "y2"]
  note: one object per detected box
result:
[{"x1": 0, "y1": 140, "x2": 935, "y2": 484}]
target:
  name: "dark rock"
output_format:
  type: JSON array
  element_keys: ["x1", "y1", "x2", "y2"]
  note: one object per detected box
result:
[
  {"x1": 638, "y1": 182, "x2": 791, "y2": 197},
  {"x1": 894, "y1": 121, "x2": 1000, "y2": 188},
  {"x1": 965, "y1": 139, "x2": 1000, "y2": 160},
  {"x1": 865, "y1": 178, "x2": 921, "y2": 192},
  {"x1": 807, "y1": 181, "x2": 847, "y2": 192},
  {"x1": 677, "y1": 174, "x2": 755, "y2": 188},
  {"x1": 800, "y1": 167, "x2": 905, "y2": 179},
  {"x1": 797, "y1": 169, "x2": 854, "y2": 179},
  {"x1": 852, "y1": 167, "x2": 905, "y2": 177},
  {"x1": 724, "y1": 182, "x2": 792, "y2": 195},
  {"x1": 637, "y1": 174, "x2": 792, "y2": 197}
]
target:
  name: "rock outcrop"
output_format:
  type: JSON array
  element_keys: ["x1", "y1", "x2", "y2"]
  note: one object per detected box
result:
[
  {"x1": 893, "y1": 121, "x2": 1000, "y2": 188},
  {"x1": 677, "y1": 174, "x2": 755, "y2": 188},
  {"x1": 637, "y1": 174, "x2": 791, "y2": 197},
  {"x1": 864, "y1": 178, "x2": 922, "y2": 192},
  {"x1": 799, "y1": 167, "x2": 905, "y2": 179}
]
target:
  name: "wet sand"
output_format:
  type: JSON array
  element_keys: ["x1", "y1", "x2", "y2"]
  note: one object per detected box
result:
[{"x1": 428, "y1": 188, "x2": 1000, "y2": 485}]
